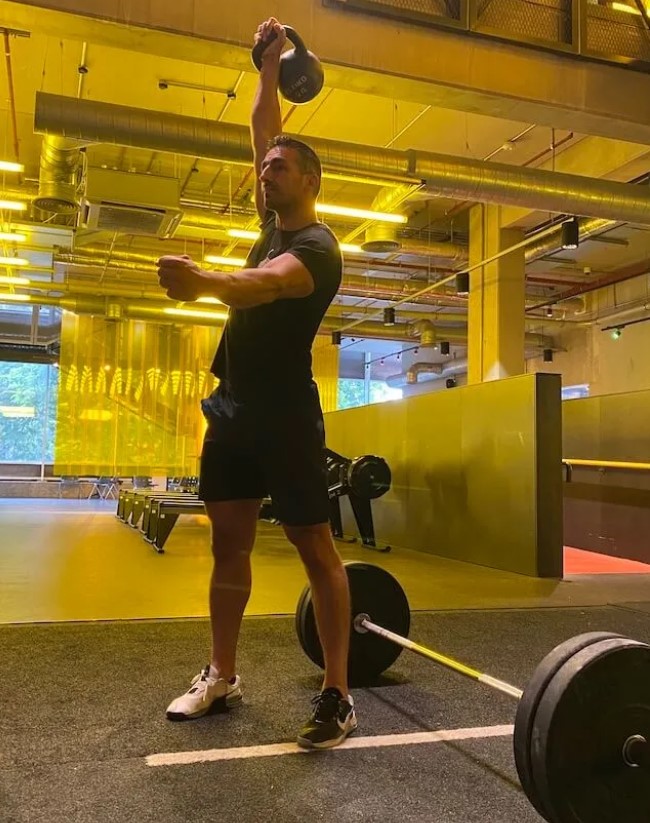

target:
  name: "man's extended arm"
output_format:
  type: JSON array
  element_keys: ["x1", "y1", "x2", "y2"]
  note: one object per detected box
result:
[
  {"x1": 251, "y1": 19, "x2": 285, "y2": 219},
  {"x1": 157, "y1": 253, "x2": 315, "y2": 309}
]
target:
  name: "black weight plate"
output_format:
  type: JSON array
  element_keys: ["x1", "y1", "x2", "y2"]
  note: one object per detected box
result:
[
  {"x1": 531, "y1": 637, "x2": 650, "y2": 823},
  {"x1": 514, "y1": 631, "x2": 623, "y2": 822},
  {"x1": 349, "y1": 456, "x2": 392, "y2": 500},
  {"x1": 295, "y1": 561, "x2": 410, "y2": 684}
]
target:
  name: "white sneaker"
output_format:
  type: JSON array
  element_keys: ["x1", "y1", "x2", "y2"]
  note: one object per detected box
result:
[{"x1": 166, "y1": 665, "x2": 243, "y2": 721}]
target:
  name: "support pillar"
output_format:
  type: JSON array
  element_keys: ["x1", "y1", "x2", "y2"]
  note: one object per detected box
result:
[{"x1": 468, "y1": 205, "x2": 525, "y2": 384}]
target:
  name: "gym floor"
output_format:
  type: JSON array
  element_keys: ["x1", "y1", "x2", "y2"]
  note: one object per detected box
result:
[{"x1": 2, "y1": 500, "x2": 650, "y2": 823}]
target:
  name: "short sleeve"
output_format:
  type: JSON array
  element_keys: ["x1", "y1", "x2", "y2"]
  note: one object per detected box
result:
[{"x1": 285, "y1": 227, "x2": 342, "y2": 293}]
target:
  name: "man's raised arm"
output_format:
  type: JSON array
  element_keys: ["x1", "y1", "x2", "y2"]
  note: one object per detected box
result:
[{"x1": 251, "y1": 19, "x2": 285, "y2": 220}]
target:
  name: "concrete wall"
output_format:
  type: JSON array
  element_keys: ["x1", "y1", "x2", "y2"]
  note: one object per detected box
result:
[
  {"x1": 325, "y1": 372, "x2": 562, "y2": 577},
  {"x1": 528, "y1": 276, "x2": 650, "y2": 396}
]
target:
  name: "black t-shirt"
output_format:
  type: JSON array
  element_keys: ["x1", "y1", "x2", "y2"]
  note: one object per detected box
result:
[{"x1": 210, "y1": 212, "x2": 342, "y2": 397}]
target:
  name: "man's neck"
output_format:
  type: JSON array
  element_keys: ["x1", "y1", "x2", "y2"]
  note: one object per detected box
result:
[{"x1": 274, "y1": 206, "x2": 318, "y2": 232}]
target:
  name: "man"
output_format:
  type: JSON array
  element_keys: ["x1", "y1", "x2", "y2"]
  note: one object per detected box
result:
[{"x1": 157, "y1": 18, "x2": 356, "y2": 750}]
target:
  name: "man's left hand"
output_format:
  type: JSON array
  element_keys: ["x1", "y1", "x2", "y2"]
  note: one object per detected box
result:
[{"x1": 157, "y1": 255, "x2": 211, "y2": 301}]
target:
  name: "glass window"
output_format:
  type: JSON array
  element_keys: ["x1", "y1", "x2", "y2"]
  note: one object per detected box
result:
[
  {"x1": 337, "y1": 347, "x2": 404, "y2": 409},
  {"x1": 562, "y1": 384, "x2": 590, "y2": 401},
  {"x1": 338, "y1": 378, "x2": 366, "y2": 409},
  {"x1": 0, "y1": 362, "x2": 59, "y2": 464}
]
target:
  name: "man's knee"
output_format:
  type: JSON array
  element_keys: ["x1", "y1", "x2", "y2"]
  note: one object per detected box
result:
[
  {"x1": 284, "y1": 523, "x2": 340, "y2": 570},
  {"x1": 206, "y1": 499, "x2": 260, "y2": 558}
]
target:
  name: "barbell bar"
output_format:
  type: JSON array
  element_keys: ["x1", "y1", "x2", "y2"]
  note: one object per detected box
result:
[{"x1": 296, "y1": 562, "x2": 650, "y2": 823}]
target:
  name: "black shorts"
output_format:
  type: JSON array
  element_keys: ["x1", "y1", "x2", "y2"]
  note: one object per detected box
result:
[{"x1": 198, "y1": 381, "x2": 330, "y2": 527}]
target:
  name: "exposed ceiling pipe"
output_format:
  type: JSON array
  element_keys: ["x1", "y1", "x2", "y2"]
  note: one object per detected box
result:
[
  {"x1": 356, "y1": 184, "x2": 418, "y2": 252},
  {"x1": 386, "y1": 358, "x2": 469, "y2": 388},
  {"x1": 34, "y1": 93, "x2": 650, "y2": 224},
  {"x1": 32, "y1": 135, "x2": 83, "y2": 214},
  {"x1": 2, "y1": 30, "x2": 22, "y2": 182},
  {"x1": 52, "y1": 249, "x2": 585, "y2": 316},
  {"x1": 12, "y1": 289, "x2": 553, "y2": 348},
  {"x1": 528, "y1": 258, "x2": 650, "y2": 311}
]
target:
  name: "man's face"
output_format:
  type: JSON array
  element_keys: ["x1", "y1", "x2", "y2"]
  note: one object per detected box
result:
[{"x1": 260, "y1": 146, "x2": 316, "y2": 212}]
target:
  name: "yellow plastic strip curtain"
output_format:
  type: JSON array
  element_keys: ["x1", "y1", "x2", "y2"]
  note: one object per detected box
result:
[
  {"x1": 312, "y1": 333, "x2": 340, "y2": 412},
  {"x1": 54, "y1": 313, "x2": 221, "y2": 476}
]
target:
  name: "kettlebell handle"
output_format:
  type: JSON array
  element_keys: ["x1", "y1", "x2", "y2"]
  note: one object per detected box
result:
[{"x1": 251, "y1": 25, "x2": 306, "y2": 71}]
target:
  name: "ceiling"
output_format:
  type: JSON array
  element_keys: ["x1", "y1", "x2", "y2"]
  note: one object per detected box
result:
[{"x1": 0, "y1": 23, "x2": 649, "y2": 356}]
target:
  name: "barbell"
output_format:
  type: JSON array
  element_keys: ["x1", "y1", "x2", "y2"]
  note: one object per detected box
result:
[
  {"x1": 251, "y1": 25, "x2": 324, "y2": 105},
  {"x1": 295, "y1": 562, "x2": 650, "y2": 823}
]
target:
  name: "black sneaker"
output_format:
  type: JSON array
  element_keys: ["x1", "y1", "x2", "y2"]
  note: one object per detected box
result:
[{"x1": 297, "y1": 687, "x2": 358, "y2": 749}]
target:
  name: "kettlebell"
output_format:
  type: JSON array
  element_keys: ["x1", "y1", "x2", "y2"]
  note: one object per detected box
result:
[{"x1": 251, "y1": 25, "x2": 324, "y2": 105}]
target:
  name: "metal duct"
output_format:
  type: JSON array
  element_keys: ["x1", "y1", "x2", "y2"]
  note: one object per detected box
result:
[
  {"x1": 33, "y1": 135, "x2": 81, "y2": 213},
  {"x1": 415, "y1": 153, "x2": 650, "y2": 224},
  {"x1": 360, "y1": 184, "x2": 415, "y2": 253},
  {"x1": 386, "y1": 358, "x2": 469, "y2": 388},
  {"x1": 406, "y1": 362, "x2": 443, "y2": 383},
  {"x1": 35, "y1": 92, "x2": 650, "y2": 224},
  {"x1": 397, "y1": 237, "x2": 467, "y2": 264}
]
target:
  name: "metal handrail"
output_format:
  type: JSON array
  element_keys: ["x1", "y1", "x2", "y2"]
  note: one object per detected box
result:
[{"x1": 562, "y1": 458, "x2": 650, "y2": 482}]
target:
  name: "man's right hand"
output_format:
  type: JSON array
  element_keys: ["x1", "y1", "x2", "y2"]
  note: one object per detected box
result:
[{"x1": 254, "y1": 18, "x2": 287, "y2": 65}]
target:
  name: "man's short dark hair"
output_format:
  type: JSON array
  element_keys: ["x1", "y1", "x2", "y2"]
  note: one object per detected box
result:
[{"x1": 267, "y1": 135, "x2": 321, "y2": 193}]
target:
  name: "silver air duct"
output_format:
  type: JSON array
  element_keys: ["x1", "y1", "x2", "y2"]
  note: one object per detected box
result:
[
  {"x1": 34, "y1": 93, "x2": 650, "y2": 224},
  {"x1": 33, "y1": 135, "x2": 81, "y2": 213}
]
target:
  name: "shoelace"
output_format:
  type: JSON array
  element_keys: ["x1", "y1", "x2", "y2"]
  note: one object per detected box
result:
[
  {"x1": 310, "y1": 689, "x2": 342, "y2": 723},
  {"x1": 188, "y1": 666, "x2": 213, "y2": 696}
]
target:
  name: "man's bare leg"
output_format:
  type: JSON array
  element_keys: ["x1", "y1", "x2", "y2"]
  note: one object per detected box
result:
[
  {"x1": 206, "y1": 499, "x2": 262, "y2": 680},
  {"x1": 284, "y1": 522, "x2": 350, "y2": 697}
]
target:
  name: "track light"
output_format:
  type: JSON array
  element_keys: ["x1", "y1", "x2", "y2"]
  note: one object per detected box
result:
[
  {"x1": 543, "y1": 348, "x2": 554, "y2": 363},
  {"x1": 546, "y1": 307, "x2": 553, "y2": 318},
  {"x1": 331, "y1": 330, "x2": 342, "y2": 346},
  {"x1": 611, "y1": 327, "x2": 622, "y2": 340},
  {"x1": 455, "y1": 272, "x2": 470, "y2": 296},
  {"x1": 440, "y1": 341, "x2": 450, "y2": 356},
  {"x1": 383, "y1": 307, "x2": 395, "y2": 326},
  {"x1": 561, "y1": 218, "x2": 579, "y2": 250}
]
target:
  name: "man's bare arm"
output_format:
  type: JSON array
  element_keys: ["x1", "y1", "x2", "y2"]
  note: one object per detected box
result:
[{"x1": 251, "y1": 19, "x2": 285, "y2": 220}]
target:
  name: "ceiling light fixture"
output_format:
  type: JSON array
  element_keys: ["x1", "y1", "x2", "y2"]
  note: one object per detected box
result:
[
  {"x1": 204, "y1": 255, "x2": 247, "y2": 268},
  {"x1": 0, "y1": 292, "x2": 30, "y2": 302},
  {"x1": 163, "y1": 308, "x2": 229, "y2": 320},
  {"x1": 0, "y1": 256, "x2": 28, "y2": 266},
  {"x1": 0, "y1": 161, "x2": 24, "y2": 173},
  {"x1": 611, "y1": 1, "x2": 641, "y2": 13},
  {"x1": 316, "y1": 204, "x2": 407, "y2": 224},
  {"x1": 226, "y1": 229, "x2": 260, "y2": 241},
  {"x1": 0, "y1": 275, "x2": 30, "y2": 285},
  {"x1": 0, "y1": 232, "x2": 26, "y2": 242},
  {"x1": 0, "y1": 200, "x2": 27, "y2": 212},
  {"x1": 383, "y1": 307, "x2": 396, "y2": 326},
  {"x1": 339, "y1": 244, "x2": 363, "y2": 254}
]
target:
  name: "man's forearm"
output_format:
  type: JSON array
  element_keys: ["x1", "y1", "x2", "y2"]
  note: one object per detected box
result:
[
  {"x1": 251, "y1": 61, "x2": 283, "y2": 149},
  {"x1": 200, "y1": 268, "x2": 282, "y2": 309}
]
